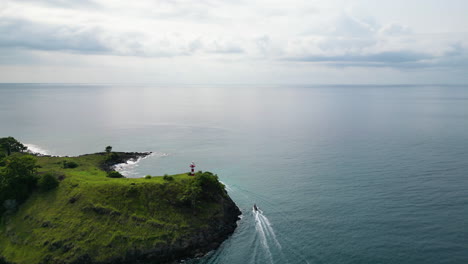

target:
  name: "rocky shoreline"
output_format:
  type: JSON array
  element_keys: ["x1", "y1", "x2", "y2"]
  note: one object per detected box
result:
[{"x1": 88, "y1": 151, "x2": 153, "y2": 173}]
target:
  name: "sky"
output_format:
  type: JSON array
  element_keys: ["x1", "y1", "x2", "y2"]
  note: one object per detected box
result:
[{"x1": 0, "y1": 0, "x2": 467, "y2": 84}]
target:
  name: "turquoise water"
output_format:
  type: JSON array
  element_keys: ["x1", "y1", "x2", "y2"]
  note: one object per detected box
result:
[{"x1": 1, "y1": 84, "x2": 467, "y2": 263}]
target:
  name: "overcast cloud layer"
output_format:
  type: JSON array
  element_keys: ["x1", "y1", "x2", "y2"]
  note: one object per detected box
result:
[{"x1": 1, "y1": 0, "x2": 467, "y2": 84}]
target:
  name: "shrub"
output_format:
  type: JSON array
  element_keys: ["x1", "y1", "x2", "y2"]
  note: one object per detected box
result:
[
  {"x1": 145, "y1": 175, "x2": 152, "y2": 179},
  {"x1": 62, "y1": 160, "x2": 78, "y2": 169},
  {"x1": 163, "y1": 175, "x2": 174, "y2": 181},
  {"x1": 107, "y1": 171, "x2": 124, "y2": 178},
  {"x1": 38, "y1": 173, "x2": 59, "y2": 191}
]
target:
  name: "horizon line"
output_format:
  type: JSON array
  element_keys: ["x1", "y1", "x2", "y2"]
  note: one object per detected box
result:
[{"x1": 0, "y1": 82, "x2": 467, "y2": 87}]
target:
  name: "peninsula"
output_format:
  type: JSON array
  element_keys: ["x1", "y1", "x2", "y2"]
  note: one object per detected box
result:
[{"x1": 0, "y1": 137, "x2": 241, "y2": 264}]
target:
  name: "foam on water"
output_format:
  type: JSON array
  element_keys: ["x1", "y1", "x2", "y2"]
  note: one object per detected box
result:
[
  {"x1": 25, "y1": 144, "x2": 51, "y2": 156},
  {"x1": 254, "y1": 209, "x2": 274, "y2": 263},
  {"x1": 258, "y1": 212, "x2": 282, "y2": 250},
  {"x1": 114, "y1": 152, "x2": 169, "y2": 177}
]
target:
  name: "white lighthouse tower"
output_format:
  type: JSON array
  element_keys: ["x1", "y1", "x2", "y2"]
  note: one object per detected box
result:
[{"x1": 190, "y1": 162, "x2": 196, "y2": 176}]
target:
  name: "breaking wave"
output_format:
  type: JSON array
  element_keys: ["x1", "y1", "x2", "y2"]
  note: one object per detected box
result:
[
  {"x1": 25, "y1": 144, "x2": 51, "y2": 156},
  {"x1": 114, "y1": 152, "x2": 169, "y2": 177}
]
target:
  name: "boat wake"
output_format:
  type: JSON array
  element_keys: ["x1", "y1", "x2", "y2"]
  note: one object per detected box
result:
[
  {"x1": 255, "y1": 209, "x2": 282, "y2": 249},
  {"x1": 182, "y1": 183, "x2": 313, "y2": 264},
  {"x1": 221, "y1": 183, "x2": 312, "y2": 264},
  {"x1": 253, "y1": 208, "x2": 283, "y2": 263}
]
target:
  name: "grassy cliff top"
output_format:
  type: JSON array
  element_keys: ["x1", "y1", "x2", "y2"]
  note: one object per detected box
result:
[{"x1": 0, "y1": 152, "x2": 238, "y2": 264}]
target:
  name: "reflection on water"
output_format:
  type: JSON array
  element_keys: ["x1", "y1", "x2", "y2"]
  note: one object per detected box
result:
[{"x1": 1, "y1": 84, "x2": 468, "y2": 263}]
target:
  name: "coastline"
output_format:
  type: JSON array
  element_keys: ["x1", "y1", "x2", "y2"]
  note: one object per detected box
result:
[
  {"x1": 86, "y1": 151, "x2": 153, "y2": 173},
  {"x1": 0, "y1": 148, "x2": 241, "y2": 264},
  {"x1": 25, "y1": 144, "x2": 154, "y2": 178}
]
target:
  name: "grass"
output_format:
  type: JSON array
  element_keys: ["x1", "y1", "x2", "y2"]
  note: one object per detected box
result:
[{"x1": 0, "y1": 153, "x2": 227, "y2": 264}]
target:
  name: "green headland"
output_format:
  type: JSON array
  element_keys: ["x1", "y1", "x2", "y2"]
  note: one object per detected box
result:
[{"x1": 0, "y1": 137, "x2": 241, "y2": 264}]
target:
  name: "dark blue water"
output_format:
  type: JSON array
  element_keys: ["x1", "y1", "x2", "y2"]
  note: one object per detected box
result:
[{"x1": 1, "y1": 84, "x2": 467, "y2": 264}]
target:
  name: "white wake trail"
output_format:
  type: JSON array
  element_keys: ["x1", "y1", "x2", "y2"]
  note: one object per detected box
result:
[
  {"x1": 258, "y1": 213, "x2": 282, "y2": 249},
  {"x1": 254, "y1": 210, "x2": 274, "y2": 263}
]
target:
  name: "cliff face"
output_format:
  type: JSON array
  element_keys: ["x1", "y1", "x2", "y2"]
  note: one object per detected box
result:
[
  {"x1": 166, "y1": 195, "x2": 241, "y2": 262},
  {"x1": 0, "y1": 153, "x2": 241, "y2": 264},
  {"x1": 94, "y1": 195, "x2": 241, "y2": 264},
  {"x1": 51, "y1": 196, "x2": 241, "y2": 264}
]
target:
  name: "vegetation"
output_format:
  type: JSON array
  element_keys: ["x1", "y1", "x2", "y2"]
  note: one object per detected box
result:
[
  {"x1": 0, "y1": 137, "x2": 27, "y2": 156},
  {"x1": 38, "y1": 173, "x2": 59, "y2": 191},
  {"x1": 163, "y1": 174, "x2": 174, "y2": 181},
  {"x1": 178, "y1": 171, "x2": 226, "y2": 208},
  {"x1": 62, "y1": 160, "x2": 78, "y2": 169},
  {"x1": 107, "y1": 171, "x2": 124, "y2": 178},
  {"x1": 105, "y1": 146, "x2": 112, "y2": 154},
  {"x1": 0, "y1": 154, "x2": 39, "y2": 215},
  {"x1": 106, "y1": 152, "x2": 120, "y2": 163},
  {"x1": 0, "y1": 137, "x2": 234, "y2": 264}
]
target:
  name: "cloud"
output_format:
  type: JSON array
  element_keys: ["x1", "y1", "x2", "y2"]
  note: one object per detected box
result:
[
  {"x1": 285, "y1": 50, "x2": 432, "y2": 66},
  {"x1": 0, "y1": 18, "x2": 109, "y2": 53},
  {"x1": 0, "y1": 17, "x2": 246, "y2": 57},
  {"x1": 285, "y1": 45, "x2": 468, "y2": 70},
  {"x1": 433, "y1": 43, "x2": 468, "y2": 68},
  {"x1": 0, "y1": 0, "x2": 467, "y2": 83},
  {"x1": 0, "y1": 48, "x2": 40, "y2": 65},
  {"x1": 203, "y1": 40, "x2": 244, "y2": 54},
  {"x1": 15, "y1": 0, "x2": 99, "y2": 9},
  {"x1": 330, "y1": 14, "x2": 379, "y2": 38},
  {"x1": 1, "y1": 11, "x2": 463, "y2": 70},
  {"x1": 379, "y1": 23, "x2": 412, "y2": 36},
  {"x1": 280, "y1": 13, "x2": 468, "y2": 69},
  {"x1": 0, "y1": 2, "x2": 193, "y2": 57}
]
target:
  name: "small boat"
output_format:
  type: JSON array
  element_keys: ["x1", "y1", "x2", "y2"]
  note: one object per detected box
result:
[{"x1": 253, "y1": 204, "x2": 258, "y2": 211}]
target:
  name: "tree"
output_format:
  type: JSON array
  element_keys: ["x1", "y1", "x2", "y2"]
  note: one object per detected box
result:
[
  {"x1": 3, "y1": 154, "x2": 37, "y2": 179},
  {"x1": 0, "y1": 154, "x2": 38, "y2": 214},
  {"x1": 0, "y1": 137, "x2": 27, "y2": 156},
  {"x1": 105, "y1": 146, "x2": 112, "y2": 154}
]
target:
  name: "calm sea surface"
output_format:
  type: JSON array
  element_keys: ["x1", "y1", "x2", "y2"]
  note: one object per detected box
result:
[{"x1": 1, "y1": 84, "x2": 467, "y2": 264}]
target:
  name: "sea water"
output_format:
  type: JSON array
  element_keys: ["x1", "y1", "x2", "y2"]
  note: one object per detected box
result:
[{"x1": 0, "y1": 83, "x2": 467, "y2": 264}]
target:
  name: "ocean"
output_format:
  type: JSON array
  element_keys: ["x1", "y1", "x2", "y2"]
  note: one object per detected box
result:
[{"x1": 1, "y1": 83, "x2": 467, "y2": 264}]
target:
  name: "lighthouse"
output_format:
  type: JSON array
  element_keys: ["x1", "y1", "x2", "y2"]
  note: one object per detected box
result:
[{"x1": 190, "y1": 162, "x2": 196, "y2": 176}]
